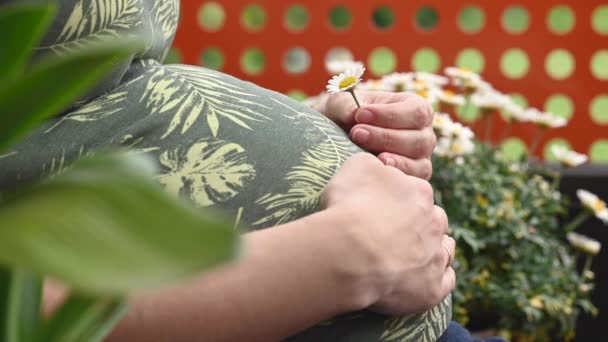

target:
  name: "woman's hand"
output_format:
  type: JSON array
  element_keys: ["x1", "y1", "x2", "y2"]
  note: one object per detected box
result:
[
  {"x1": 321, "y1": 153, "x2": 455, "y2": 315},
  {"x1": 322, "y1": 91, "x2": 436, "y2": 179}
]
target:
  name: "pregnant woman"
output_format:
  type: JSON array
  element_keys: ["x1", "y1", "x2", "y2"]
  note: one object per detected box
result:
[{"x1": 0, "y1": 0, "x2": 454, "y2": 340}]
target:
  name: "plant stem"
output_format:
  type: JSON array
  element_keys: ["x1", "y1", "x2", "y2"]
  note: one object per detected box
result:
[
  {"x1": 529, "y1": 128, "x2": 546, "y2": 156},
  {"x1": 582, "y1": 254, "x2": 594, "y2": 276},
  {"x1": 484, "y1": 112, "x2": 494, "y2": 144},
  {"x1": 348, "y1": 89, "x2": 361, "y2": 108},
  {"x1": 564, "y1": 211, "x2": 592, "y2": 233},
  {"x1": 500, "y1": 121, "x2": 513, "y2": 142}
]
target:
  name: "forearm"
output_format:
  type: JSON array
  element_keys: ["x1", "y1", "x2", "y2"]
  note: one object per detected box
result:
[{"x1": 105, "y1": 209, "x2": 366, "y2": 342}]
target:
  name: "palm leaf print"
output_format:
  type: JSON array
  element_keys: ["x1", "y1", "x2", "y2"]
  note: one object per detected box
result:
[
  {"x1": 157, "y1": 138, "x2": 256, "y2": 207},
  {"x1": 253, "y1": 99, "x2": 359, "y2": 228},
  {"x1": 380, "y1": 296, "x2": 451, "y2": 342},
  {"x1": 140, "y1": 62, "x2": 271, "y2": 138},
  {"x1": 151, "y1": 0, "x2": 179, "y2": 41},
  {"x1": 44, "y1": 90, "x2": 130, "y2": 133},
  {"x1": 40, "y1": 0, "x2": 142, "y2": 54}
]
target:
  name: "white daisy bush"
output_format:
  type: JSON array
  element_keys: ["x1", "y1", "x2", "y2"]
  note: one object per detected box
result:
[{"x1": 305, "y1": 61, "x2": 602, "y2": 339}]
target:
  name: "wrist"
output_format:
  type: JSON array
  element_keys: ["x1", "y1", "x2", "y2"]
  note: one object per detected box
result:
[{"x1": 302, "y1": 208, "x2": 381, "y2": 312}]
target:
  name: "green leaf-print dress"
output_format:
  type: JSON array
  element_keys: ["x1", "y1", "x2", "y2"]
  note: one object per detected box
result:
[{"x1": 0, "y1": 0, "x2": 451, "y2": 340}]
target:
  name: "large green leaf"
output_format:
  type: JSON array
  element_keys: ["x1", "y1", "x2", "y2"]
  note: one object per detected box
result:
[
  {"x1": 0, "y1": 268, "x2": 42, "y2": 342},
  {"x1": 0, "y1": 41, "x2": 137, "y2": 153},
  {"x1": 0, "y1": 3, "x2": 55, "y2": 82},
  {"x1": 0, "y1": 152, "x2": 239, "y2": 294},
  {"x1": 40, "y1": 294, "x2": 127, "y2": 342}
]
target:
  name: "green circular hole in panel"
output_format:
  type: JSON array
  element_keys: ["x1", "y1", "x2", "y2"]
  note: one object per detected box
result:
[
  {"x1": 591, "y1": 50, "x2": 608, "y2": 80},
  {"x1": 329, "y1": 6, "x2": 352, "y2": 30},
  {"x1": 547, "y1": 6, "x2": 575, "y2": 34},
  {"x1": 368, "y1": 47, "x2": 397, "y2": 75},
  {"x1": 590, "y1": 140, "x2": 608, "y2": 162},
  {"x1": 592, "y1": 6, "x2": 608, "y2": 35},
  {"x1": 544, "y1": 94, "x2": 574, "y2": 120},
  {"x1": 373, "y1": 6, "x2": 395, "y2": 30},
  {"x1": 285, "y1": 5, "x2": 309, "y2": 32},
  {"x1": 241, "y1": 48, "x2": 266, "y2": 75},
  {"x1": 456, "y1": 48, "x2": 485, "y2": 73},
  {"x1": 200, "y1": 48, "x2": 224, "y2": 70},
  {"x1": 284, "y1": 48, "x2": 311, "y2": 74},
  {"x1": 501, "y1": 138, "x2": 528, "y2": 161},
  {"x1": 545, "y1": 49, "x2": 575, "y2": 80},
  {"x1": 502, "y1": 5, "x2": 530, "y2": 34},
  {"x1": 458, "y1": 6, "x2": 485, "y2": 33},
  {"x1": 510, "y1": 93, "x2": 529, "y2": 108},
  {"x1": 544, "y1": 138, "x2": 571, "y2": 161},
  {"x1": 198, "y1": 2, "x2": 225, "y2": 32},
  {"x1": 416, "y1": 6, "x2": 439, "y2": 31},
  {"x1": 412, "y1": 48, "x2": 441, "y2": 73},
  {"x1": 241, "y1": 4, "x2": 267, "y2": 31},
  {"x1": 164, "y1": 48, "x2": 182, "y2": 64},
  {"x1": 457, "y1": 102, "x2": 481, "y2": 122},
  {"x1": 287, "y1": 90, "x2": 308, "y2": 102},
  {"x1": 500, "y1": 49, "x2": 530, "y2": 79},
  {"x1": 590, "y1": 95, "x2": 608, "y2": 125}
]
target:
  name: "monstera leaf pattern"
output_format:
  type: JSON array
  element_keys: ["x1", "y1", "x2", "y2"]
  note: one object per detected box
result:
[
  {"x1": 140, "y1": 62, "x2": 271, "y2": 138},
  {"x1": 0, "y1": 0, "x2": 452, "y2": 340},
  {"x1": 157, "y1": 139, "x2": 256, "y2": 207},
  {"x1": 41, "y1": 0, "x2": 143, "y2": 54}
]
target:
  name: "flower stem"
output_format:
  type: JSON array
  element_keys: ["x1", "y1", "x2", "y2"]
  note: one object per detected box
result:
[
  {"x1": 582, "y1": 254, "x2": 594, "y2": 276},
  {"x1": 348, "y1": 89, "x2": 361, "y2": 108},
  {"x1": 500, "y1": 121, "x2": 513, "y2": 142},
  {"x1": 484, "y1": 112, "x2": 494, "y2": 144},
  {"x1": 565, "y1": 211, "x2": 592, "y2": 233},
  {"x1": 529, "y1": 128, "x2": 546, "y2": 156}
]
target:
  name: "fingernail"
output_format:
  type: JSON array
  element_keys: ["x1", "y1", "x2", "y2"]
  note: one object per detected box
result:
[
  {"x1": 355, "y1": 109, "x2": 374, "y2": 124},
  {"x1": 385, "y1": 157, "x2": 396, "y2": 167},
  {"x1": 352, "y1": 129, "x2": 370, "y2": 144}
]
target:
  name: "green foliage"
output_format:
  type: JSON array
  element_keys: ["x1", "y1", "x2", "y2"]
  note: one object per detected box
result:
[
  {"x1": 432, "y1": 145, "x2": 595, "y2": 340},
  {"x1": 0, "y1": 2, "x2": 238, "y2": 341}
]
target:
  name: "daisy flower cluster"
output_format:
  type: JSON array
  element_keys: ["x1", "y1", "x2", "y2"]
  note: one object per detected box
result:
[{"x1": 307, "y1": 59, "x2": 604, "y2": 338}]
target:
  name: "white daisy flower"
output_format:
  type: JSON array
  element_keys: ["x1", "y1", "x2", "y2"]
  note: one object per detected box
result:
[
  {"x1": 326, "y1": 64, "x2": 365, "y2": 94},
  {"x1": 445, "y1": 66, "x2": 478, "y2": 81},
  {"x1": 502, "y1": 99, "x2": 529, "y2": 122},
  {"x1": 526, "y1": 108, "x2": 568, "y2": 128},
  {"x1": 416, "y1": 72, "x2": 449, "y2": 87},
  {"x1": 381, "y1": 72, "x2": 415, "y2": 92},
  {"x1": 567, "y1": 232, "x2": 602, "y2": 255},
  {"x1": 413, "y1": 87, "x2": 441, "y2": 106},
  {"x1": 472, "y1": 90, "x2": 508, "y2": 112},
  {"x1": 433, "y1": 112, "x2": 452, "y2": 132},
  {"x1": 434, "y1": 136, "x2": 475, "y2": 157},
  {"x1": 551, "y1": 146, "x2": 588, "y2": 168},
  {"x1": 359, "y1": 79, "x2": 390, "y2": 92},
  {"x1": 577, "y1": 189, "x2": 608, "y2": 224},
  {"x1": 439, "y1": 89, "x2": 466, "y2": 107},
  {"x1": 326, "y1": 60, "x2": 365, "y2": 75}
]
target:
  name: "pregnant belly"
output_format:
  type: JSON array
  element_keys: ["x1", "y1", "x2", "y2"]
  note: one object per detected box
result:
[{"x1": 1, "y1": 60, "x2": 451, "y2": 342}]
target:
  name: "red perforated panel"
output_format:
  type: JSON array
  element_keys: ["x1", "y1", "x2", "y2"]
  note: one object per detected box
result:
[{"x1": 172, "y1": 0, "x2": 608, "y2": 160}]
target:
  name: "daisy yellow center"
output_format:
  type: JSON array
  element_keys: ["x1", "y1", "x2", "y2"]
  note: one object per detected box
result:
[
  {"x1": 451, "y1": 143, "x2": 464, "y2": 153},
  {"x1": 459, "y1": 67, "x2": 471, "y2": 73},
  {"x1": 592, "y1": 199, "x2": 606, "y2": 213},
  {"x1": 339, "y1": 76, "x2": 357, "y2": 89},
  {"x1": 443, "y1": 90, "x2": 455, "y2": 98},
  {"x1": 416, "y1": 90, "x2": 429, "y2": 98}
]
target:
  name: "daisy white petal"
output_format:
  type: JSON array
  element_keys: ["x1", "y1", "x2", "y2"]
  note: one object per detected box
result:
[
  {"x1": 439, "y1": 89, "x2": 466, "y2": 106},
  {"x1": 326, "y1": 65, "x2": 366, "y2": 93},
  {"x1": 577, "y1": 189, "x2": 608, "y2": 223},
  {"x1": 551, "y1": 146, "x2": 588, "y2": 168},
  {"x1": 567, "y1": 232, "x2": 602, "y2": 255}
]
